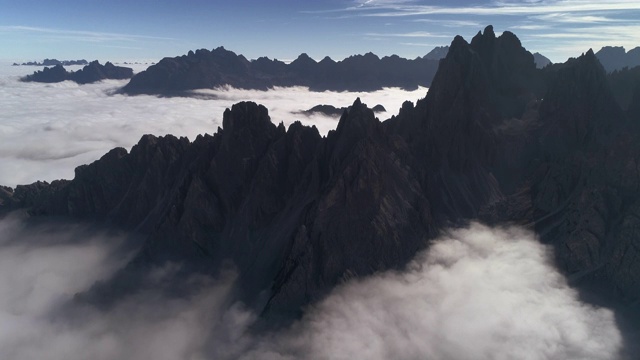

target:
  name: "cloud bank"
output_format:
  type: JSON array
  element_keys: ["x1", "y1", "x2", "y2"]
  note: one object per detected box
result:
[
  {"x1": 0, "y1": 216, "x2": 624, "y2": 360},
  {"x1": 0, "y1": 65, "x2": 426, "y2": 187}
]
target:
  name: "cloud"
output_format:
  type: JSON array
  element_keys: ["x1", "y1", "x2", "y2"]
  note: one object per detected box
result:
[
  {"x1": 0, "y1": 215, "x2": 625, "y2": 359},
  {"x1": 364, "y1": 31, "x2": 451, "y2": 38},
  {"x1": 245, "y1": 223, "x2": 623, "y2": 360},
  {"x1": 312, "y1": 0, "x2": 640, "y2": 62},
  {"x1": 0, "y1": 66, "x2": 426, "y2": 187},
  {"x1": 0, "y1": 213, "x2": 246, "y2": 360},
  {"x1": 338, "y1": 0, "x2": 640, "y2": 17},
  {"x1": 0, "y1": 26, "x2": 174, "y2": 44}
]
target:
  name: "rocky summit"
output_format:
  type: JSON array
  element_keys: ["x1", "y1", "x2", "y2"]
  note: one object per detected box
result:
[{"x1": 4, "y1": 26, "x2": 640, "y2": 337}]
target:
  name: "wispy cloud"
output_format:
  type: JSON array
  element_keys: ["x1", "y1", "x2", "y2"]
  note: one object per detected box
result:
[
  {"x1": 0, "y1": 26, "x2": 174, "y2": 43},
  {"x1": 411, "y1": 19, "x2": 482, "y2": 27},
  {"x1": 343, "y1": 0, "x2": 640, "y2": 17},
  {"x1": 327, "y1": 0, "x2": 640, "y2": 62},
  {"x1": 364, "y1": 31, "x2": 451, "y2": 38}
]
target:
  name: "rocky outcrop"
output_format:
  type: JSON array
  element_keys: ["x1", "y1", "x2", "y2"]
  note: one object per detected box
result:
[
  {"x1": 120, "y1": 47, "x2": 440, "y2": 95},
  {"x1": 5, "y1": 27, "x2": 640, "y2": 334},
  {"x1": 22, "y1": 61, "x2": 133, "y2": 84}
]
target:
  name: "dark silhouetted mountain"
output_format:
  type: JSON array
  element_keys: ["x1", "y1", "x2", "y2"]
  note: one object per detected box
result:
[
  {"x1": 424, "y1": 46, "x2": 449, "y2": 60},
  {"x1": 120, "y1": 47, "x2": 440, "y2": 95},
  {"x1": 22, "y1": 61, "x2": 133, "y2": 84},
  {"x1": 596, "y1": 46, "x2": 640, "y2": 72},
  {"x1": 607, "y1": 65, "x2": 640, "y2": 115},
  {"x1": 5, "y1": 27, "x2": 640, "y2": 346},
  {"x1": 301, "y1": 104, "x2": 386, "y2": 116},
  {"x1": 533, "y1": 52, "x2": 551, "y2": 68},
  {"x1": 13, "y1": 58, "x2": 89, "y2": 66}
]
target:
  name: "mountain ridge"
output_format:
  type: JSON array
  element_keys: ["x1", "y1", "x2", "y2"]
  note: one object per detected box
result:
[
  {"x1": 120, "y1": 47, "x2": 443, "y2": 94},
  {"x1": 3, "y1": 27, "x2": 640, "y2": 348},
  {"x1": 22, "y1": 60, "x2": 133, "y2": 84}
]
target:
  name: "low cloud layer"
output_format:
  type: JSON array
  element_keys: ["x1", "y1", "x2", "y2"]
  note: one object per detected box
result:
[
  {"x1": 246, "y1": 223, "x2": 623, "y2": 359},
  {"x1": 0, "y1": 216, "x2": 624, "y2": 360},
  {"x1": 0, "y1": 64, "x2": 425, "y2": 187}
]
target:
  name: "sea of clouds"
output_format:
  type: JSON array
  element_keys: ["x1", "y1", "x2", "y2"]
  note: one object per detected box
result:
[
  {"x1": 0, "y1": 63, "x2": 630, "y2": 360},
  {"x1": 0, "y1": 63, "x2": 425, "y2": 187},
  {"x1": 0, "y1": 216, "x2": 625, "y2": 360}
]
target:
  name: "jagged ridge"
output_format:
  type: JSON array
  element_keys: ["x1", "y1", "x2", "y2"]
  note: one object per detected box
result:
[
  {"x1": 4, "y1": 27, "x2": 640, "y2": 331},
  {"x1": 121, "y1": 47, "x2": 442, "y2": 94}
]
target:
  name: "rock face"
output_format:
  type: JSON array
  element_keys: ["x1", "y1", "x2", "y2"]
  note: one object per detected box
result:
[
  {"x1": 120, "y1": 47, "x2": 439, "y2": 95},
  {"x1": 596, "y1": 46, "x2": 640, "y2": 72},
  {"x1": 5, "y1": 26, "x2": 640, "y2": 329},
  {"x1": 22, "y1": 61, "x2": 133, "y2": 84}
]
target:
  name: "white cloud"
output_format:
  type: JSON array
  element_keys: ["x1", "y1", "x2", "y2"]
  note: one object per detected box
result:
[
  {"x1": 0, "y1": 65, "x2": 426, "y2": 187},
  {"x1": 245, "y1": 223, "x2": 623, "y2": 360},
  {"x1": 0, "y1": 217, "x2": 624, "y2": 360}
]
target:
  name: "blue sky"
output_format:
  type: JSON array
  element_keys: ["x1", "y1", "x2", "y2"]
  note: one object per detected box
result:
[{"x1": 1, "y1": 0, "x2": 639, "y2": 63}]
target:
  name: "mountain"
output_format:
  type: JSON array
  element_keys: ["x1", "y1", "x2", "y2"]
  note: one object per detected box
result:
[
  {"x1": 532, "y1": 52, "x2": 552, "y2": 68},
  {"x1": 301, "y1": 104, "x2": 386, "y2": 116},
  {"x1": 120, "y1": 47, "x2": 440, "y2": 95},
  {"x1": 22, "y1": 61, "x2": 133, "y2": 84},
  {"x1": 13, "y1": 58, "x2": 89, "y2": 66},
  {"x1": 4, "y1": 26, "x2": 640, "y2": 341},
  {"x1": 596, "y1": 46, "x2": 640, "y2": 72},
  {"x1": 424, "y1": 46, "x2": 449, "y2": 60}
]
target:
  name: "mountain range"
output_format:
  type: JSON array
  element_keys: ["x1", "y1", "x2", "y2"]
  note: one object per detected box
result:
[
  {"x1": 120, "y1": 47, "x2": 444, "y2": 95},
  {"x1": 595, "y1": 46, "x2": 640, "y2": 72},
  {"x1": 3, "y1": 25, "x2": 640, "y2": 351},
  {"x1": 21, "y1": 60, "x2": 133, "y2": 84},
  {"x1": 13, "y1": 58, "x2": 89, "y2": 66}
]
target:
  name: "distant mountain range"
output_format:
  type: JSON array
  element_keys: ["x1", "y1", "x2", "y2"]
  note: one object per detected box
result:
[
  {"x1": 532, "y1": 52, "x2": 551, "y2": 68},
  {"x1": 21, "y1": 61, "x2": 133, "y2": 84},
  {"x1": 595, "y1": 46, "x2": 640, "y2": 72},
  {"x1": 423, "y1": 46, "x2": 449, "y2": 60},
  {"x1": 120, "y1": 47, "x2": 445, "y2": 95},
  {"x1": 301, "y1": 103, "x2": 386, "y2": 117},
  {"x1": 12, "y1": 58, "x2": 89, "y2": 66}
]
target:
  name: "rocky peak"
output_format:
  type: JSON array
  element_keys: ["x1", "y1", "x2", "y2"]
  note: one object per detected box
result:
[
  {"x1": 333, "y1": 98, "x2": 379, "y2": 141},
  {"x1": 424, "y1": 45, "x2": 449, "y2": 60},
  {"x1": 221, "y1": 101, "x2": 277, "y2": 137},
  {"x1": 539, "y1": 48, "x2": 623, "y2": 152}
]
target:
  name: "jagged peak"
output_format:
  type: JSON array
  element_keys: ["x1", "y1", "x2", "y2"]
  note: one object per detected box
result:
[
  {"x1": 484, "y1": 25, "x2": 495, "y2": 36},
  {"x1": 447, "y1": 35, "x2": 471, "y2": 59},
  {"x1": 222, "y1": 101, "x2": 274, "y2": 135},
  {"x1": 499, "y1": 31, "x2": 521, "y2": 46},
  {"x1": 470, "y1": 25, "x2": 497, "y2": 49}
]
